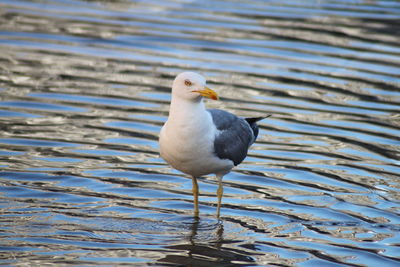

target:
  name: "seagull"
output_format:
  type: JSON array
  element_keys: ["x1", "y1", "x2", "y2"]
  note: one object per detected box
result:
[{"x1": 159, "y1": 72, "x2": 269, "y2": 217}]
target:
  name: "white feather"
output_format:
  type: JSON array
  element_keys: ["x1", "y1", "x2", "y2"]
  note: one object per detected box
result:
[{"x1": 159, "y1": 72, "x2": 233, "y2": 177}]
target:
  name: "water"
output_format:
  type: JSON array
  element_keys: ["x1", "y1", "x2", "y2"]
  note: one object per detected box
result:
[{"x1": 0, "y1": 0, "x2": 399, "y2": 266}]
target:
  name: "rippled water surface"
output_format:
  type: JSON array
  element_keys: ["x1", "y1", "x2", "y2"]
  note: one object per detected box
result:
[{"x1": 1, "y1": 0, "x2": 400, "y2": 266}]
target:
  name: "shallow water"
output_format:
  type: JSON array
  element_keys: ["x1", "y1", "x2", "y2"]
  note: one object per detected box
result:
[{"x1": 0, "y1": 0, "x2": 399, "y2": 266}]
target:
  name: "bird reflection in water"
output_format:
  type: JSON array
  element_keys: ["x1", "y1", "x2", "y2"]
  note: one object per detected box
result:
[{"x1": 158, "y1": 217, "x2": 256, "y2": 266}]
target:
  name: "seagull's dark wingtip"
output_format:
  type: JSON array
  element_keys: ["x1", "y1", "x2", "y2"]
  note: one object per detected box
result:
[
  {"x1": 244, "y1": 114, "x2": 271, "y2": 142},
  {"x1": 245, "y1": 114, "x2": 271, "y2": 124}
]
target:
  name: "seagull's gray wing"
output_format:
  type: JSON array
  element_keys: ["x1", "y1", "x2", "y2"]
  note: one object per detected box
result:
[{"x1": 208, "y1": 109, "x2": 256, "y2": 166}]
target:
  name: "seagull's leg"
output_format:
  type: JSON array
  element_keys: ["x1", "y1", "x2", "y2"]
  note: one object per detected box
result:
[
  {"x1": 191, "y1": 176, "x2": 199, "y2": 217},
  {"x1": 216, "y1": 174, "x2": 224, "y2": 219}
]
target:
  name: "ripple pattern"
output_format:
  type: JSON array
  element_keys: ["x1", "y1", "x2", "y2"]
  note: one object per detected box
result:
[{"x1": 0, "y1": 0, "x2": 399, "y2": 266}]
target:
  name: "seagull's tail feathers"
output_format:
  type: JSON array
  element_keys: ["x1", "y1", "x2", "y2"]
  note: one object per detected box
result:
[{"x1": 245, "y1": 114, "x2": 271, "y2": 142}]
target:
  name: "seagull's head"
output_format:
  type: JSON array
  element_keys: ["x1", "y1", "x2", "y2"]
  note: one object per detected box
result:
[{"x1": 172, "y1": 72, "x2": 218, "y2": 101}]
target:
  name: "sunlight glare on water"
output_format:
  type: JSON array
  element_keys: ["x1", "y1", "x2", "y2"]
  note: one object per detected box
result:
[{"x1": 0, "y1": 0, "x2": 399, "y2": 266}]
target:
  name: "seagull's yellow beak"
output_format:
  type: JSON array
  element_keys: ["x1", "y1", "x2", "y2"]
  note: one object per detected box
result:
[{"x1": 192, "y1": 87, "x2": 219, "y2": 100}]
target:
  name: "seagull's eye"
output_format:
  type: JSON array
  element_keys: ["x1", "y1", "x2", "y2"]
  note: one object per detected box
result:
[{"x1": 184, "y1": 79, "x2": 192, "y2": 86}]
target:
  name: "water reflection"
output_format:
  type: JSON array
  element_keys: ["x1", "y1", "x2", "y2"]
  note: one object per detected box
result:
[
  {"x1": 159, "y1": 216, "x2": 267, "y2": 266},
  {"x1": 1, "y1": 0, "x2": 400, "y2": 266}
]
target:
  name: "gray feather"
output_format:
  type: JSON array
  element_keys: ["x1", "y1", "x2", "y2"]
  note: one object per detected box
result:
[{"x1": 208, "y1": 109, "x2": 256, "y2": 166}]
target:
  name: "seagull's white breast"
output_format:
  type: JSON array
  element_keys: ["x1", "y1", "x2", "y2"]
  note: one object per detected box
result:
[{"x1": 159, "y1": 107, "x2": 233, "y2": 177}]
